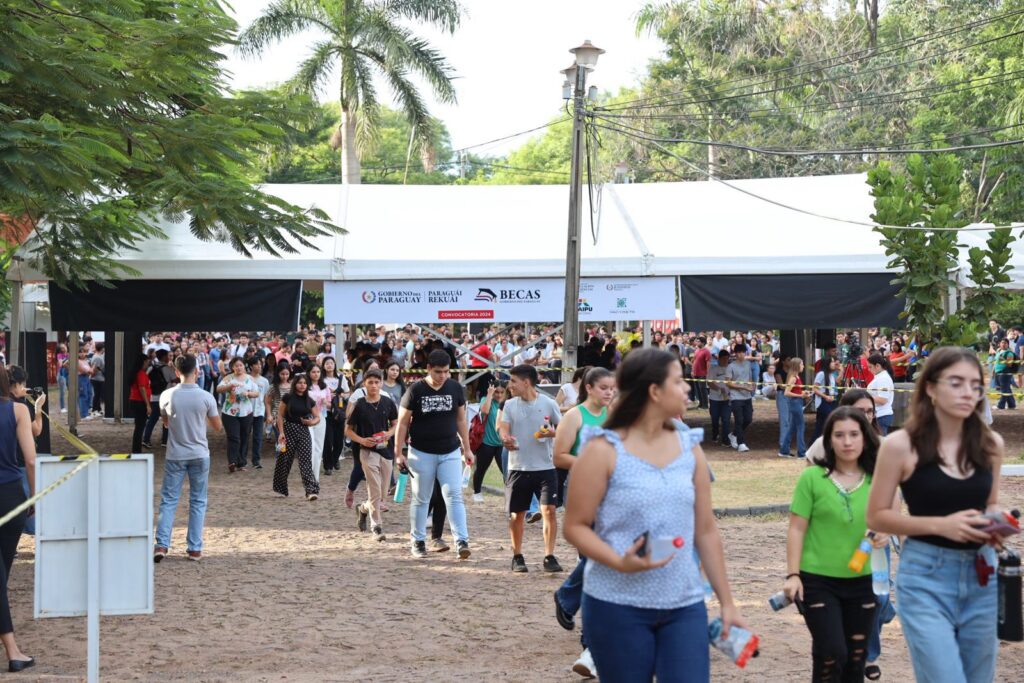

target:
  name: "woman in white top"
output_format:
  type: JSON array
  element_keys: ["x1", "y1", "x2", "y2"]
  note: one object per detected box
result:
[
  {"x1": 556, "y1": 367, "x2": 587, "y2": 414},
  {"x1": 306, "y1": 365, "x2": 332, "y2": 482},
  {"x1": 866, "y1": 354, "x2": 895, "y2": 435}
]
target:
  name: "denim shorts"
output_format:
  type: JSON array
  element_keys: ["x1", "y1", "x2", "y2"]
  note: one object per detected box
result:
[{"x1": 896, "y1": 539, "x2": 997, "y2": 683}]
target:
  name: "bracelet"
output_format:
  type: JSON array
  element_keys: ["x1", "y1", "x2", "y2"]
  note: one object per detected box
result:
[{"x1": 786, "y1": 573, "x2": 801, "y2": 580}]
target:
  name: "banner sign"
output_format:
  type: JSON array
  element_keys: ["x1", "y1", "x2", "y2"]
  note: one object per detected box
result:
[{"x1": 324, "y1": 277, "x2": 676, "y2": 324}]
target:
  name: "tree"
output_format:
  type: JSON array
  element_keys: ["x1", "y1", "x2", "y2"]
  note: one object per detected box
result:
[
  {"x1": 238, "y1": 0, "x2": 462, "y2": 184},
  {"x1": 868, "y1": 154, "x2": 1016, "y2": 348},
  {"x1": 0, "y1": 0, "x2": 339, "y2": 291}
]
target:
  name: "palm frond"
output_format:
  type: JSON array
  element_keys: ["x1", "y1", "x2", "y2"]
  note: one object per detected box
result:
[
  {"x1": 358, "y1": 13, "x2": 457, "y2": 104},
  {"x1": 236, "y1": 0, "x2": 333, "y2": 58},
  {"x1": 288, "y1": 40, "x2": 339, "y2": 96},
  {"x1": 370, "y1": 0, "x2": 463, "y2": 33},
  {"x1": 351, "y1": 53, "x2": 382, "y2": 153}
]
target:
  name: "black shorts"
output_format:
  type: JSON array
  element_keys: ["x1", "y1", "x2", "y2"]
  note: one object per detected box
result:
[{"x1": 505, "y1": 469, "x2": 558, "y2": 513}]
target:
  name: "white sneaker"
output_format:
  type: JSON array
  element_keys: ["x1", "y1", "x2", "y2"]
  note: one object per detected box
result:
[
  {"x1": 737, "y1": 444, "x2": 750, "y2": 453},
  {"x1": 572, "y1": 649, "x2": 596, "y2": 679},
  {"x1": 60, "y1": 408, "x2": 67, "y2": 414},
  {"x1": 728, "y1": 434, "x2": 738, "y2": 449},
  {"x1": 472, "y1": 493, "x2": 484, "y2": 503}
]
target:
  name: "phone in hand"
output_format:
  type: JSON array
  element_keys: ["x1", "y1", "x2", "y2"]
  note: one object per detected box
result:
[{"x1": 634, "y1": 531, "x2": 650, "y2": 558}]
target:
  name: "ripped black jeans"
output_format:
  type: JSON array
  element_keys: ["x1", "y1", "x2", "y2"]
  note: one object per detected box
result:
[{"x1": 799, "y1": 572, "x2": 876, "y2": 683}]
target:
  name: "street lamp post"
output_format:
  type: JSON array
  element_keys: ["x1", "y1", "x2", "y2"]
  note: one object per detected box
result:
[{"x1": 561, "y1": 40, "x2": 603, "y2": 379}]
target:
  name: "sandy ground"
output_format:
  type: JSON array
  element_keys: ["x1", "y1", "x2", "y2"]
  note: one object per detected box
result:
[{"x1": 5, "y1": 405, "x2": 1024, "y2": 681}]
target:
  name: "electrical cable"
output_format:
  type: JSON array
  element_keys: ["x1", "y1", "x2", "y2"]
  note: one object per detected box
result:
[
  {"x1": 592, "y1": 115, "x2": 1024, "y2": 157},
  {"x1": 603, "y1": 7, "x2": 1024, "y2": 111},
  {"x1": 600, "y1": 27, "x2": 1024, "y2": 113},
  {"x1": 598, "y1": 123, "x2": 1020, "y2": 233}
]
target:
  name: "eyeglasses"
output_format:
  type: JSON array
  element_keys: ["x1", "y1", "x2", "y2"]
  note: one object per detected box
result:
[{"x1": 931, "y1": 377, "x2": 985, "y2": 398}]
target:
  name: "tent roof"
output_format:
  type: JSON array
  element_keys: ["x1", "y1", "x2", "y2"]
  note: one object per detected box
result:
[{"x1": 9, "y1": 173, "x2": 915, "y2": 283}]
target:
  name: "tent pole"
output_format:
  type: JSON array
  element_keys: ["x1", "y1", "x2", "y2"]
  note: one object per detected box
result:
[
  {"x1": 8, "y1": 281, "x2": 22, "y2": 366},
  {"x1": 113, "y1": 332, "x2": 124, "y2": 422},
  {"x1": 642, "y1": 321, "x2": 652, "y2": 348},
  {"x1": 68, "y1": 332, "x2": 79, "y2": 436}
]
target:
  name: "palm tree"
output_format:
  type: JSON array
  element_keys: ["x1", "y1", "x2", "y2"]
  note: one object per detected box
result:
[{"x1": 238, "y1": 0, "x2": 462, "y2": 184}]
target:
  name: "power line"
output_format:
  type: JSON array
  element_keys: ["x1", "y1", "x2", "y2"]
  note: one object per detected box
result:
[
  {"x1": 600, "y1": 27, "x2": 1024, "y2": 114},
  {"x1": 592, "y1": 116, "x2": 1024, "y2": 158},
  {"x1": 595, "y1": 68, "x2": 1024, "y2": 124},
  {"x1": 601, "y1": 124, "x2": 1018, "y2": 233},
  {"x1": 604, "y1": 7, "x2": 1024, "y2": 111},
  {"x1": 449, "y1": 118, "x2": 570, "y2": 154}
]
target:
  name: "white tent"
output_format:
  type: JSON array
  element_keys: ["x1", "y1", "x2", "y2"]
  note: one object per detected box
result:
[{"x1": 10, "y1": 173, "x2": 896, "y2": 284}]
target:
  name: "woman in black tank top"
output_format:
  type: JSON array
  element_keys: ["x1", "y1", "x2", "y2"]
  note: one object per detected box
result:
[{"x1": 866, "y1": 347, "x2": 1005, "y2": 683}]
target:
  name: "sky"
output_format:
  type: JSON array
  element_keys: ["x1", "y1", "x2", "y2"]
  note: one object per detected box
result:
[{"x1": 222, "y1": 0, "x2": 665, "y2": 155}]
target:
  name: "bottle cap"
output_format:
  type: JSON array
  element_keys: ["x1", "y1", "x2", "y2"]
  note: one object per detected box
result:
[{"x1": 672, "y1": 537, "x2": 684, "y2": 548}]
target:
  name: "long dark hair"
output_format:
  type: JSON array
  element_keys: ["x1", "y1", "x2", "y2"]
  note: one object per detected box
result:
[
  {"x1": 577, "y1": 366, "x2": 614, "y2": 405},
  {"x1": 906, "y1": 346, "x2": 997, "y2": 474},
  {"x1": 839, "y1": 388, "x2": 880, "y2": 434},
  {"x1": 0, "y1": 365, "x2": 9, "y2": 402},
  {"x1": 820, "y1": 406, "x2": 879, "y2": 476},
  {"x1": 129, "y1": 353, "x2": 149, "y2": 382},
  {"x1": 273, "y1": 363, "x2": 292, "y2": 388},
  {"x1": 286, "y1": 374, "x2": 314, "y2": 416},
  {"x1": 604, "y1": 349, "x2": 680, "y2": 432}
]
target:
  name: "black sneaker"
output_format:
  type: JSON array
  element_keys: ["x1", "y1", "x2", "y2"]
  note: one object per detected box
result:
[
  {"x1": 372, "y1": 525, "x2": 386, "y2": 542},
  {"x1": 356, "y1": 504, "x2": 369, "y2": 532},
  {"x1": 141, "y1": 441, "x2": 152, "y2": 449},
  {"x1": 456, "y1": 540, "x2": 471, "y2": 560},
  {"x1": 253, "y1": 463, "x2": 262, "y2": 469},
  {"x1": 527, "y1": 511, "x2": 543, "y2": 524},
  {"x1": 411, "y1": 541, "x2": 427, "y2": 558},
  {"x1": 554, "y1": 592, "x2": 575, "y2": 630},
  {"x1": 323, "y1": 468, "x2": 333, "y2": 476},
  {"x1": 543, "y1": 555, "x2": 564, "y2": 573},
  {"x1": 511, "y1": 554, "x2": 528, "y2": 573},
  {"x1": 429, "y1": 538, "x2": 450, "y2": 552}
]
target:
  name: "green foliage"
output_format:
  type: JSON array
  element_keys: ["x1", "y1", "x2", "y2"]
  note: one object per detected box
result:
[
  {"x1": 301, "y1": 289, "x2": 324, "y2": 328},
  {"x1": 990, "y1": 291, "x2": 1024, "y2": 328},
  {"x1": 868, "y1": 154, "x2": 1016, "y2": 348},
  {"x1": 238, "y1": 0, "x2": 462, "y2": 183},
  {"x1": 0, "y1": 0, "x2": 341, "y2": 289}
]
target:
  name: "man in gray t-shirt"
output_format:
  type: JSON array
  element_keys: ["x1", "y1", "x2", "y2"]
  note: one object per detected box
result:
[
  {"x1": 499, "y1": 365, "x2": 563, "y2": 574},
  {"x1": 89, "y1": 343, "x2": 105, "y2": 416},
  {"x1": 154, "y1": 354, "x2": 222, "y2": 563},
  {"x1": 724, "y1": 345, "x2": 754, "y2": 452}
]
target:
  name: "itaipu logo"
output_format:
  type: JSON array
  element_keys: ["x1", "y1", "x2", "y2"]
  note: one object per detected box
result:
[
  {"x1": 361, "y1": 291, "x2": 376, "y2": 303},
  {"x1": 475, "y1": 288, "x2": 498, "y2": 302},
  {"x1": 577, "y1": 298, "x2": 593, "y2": 313}
]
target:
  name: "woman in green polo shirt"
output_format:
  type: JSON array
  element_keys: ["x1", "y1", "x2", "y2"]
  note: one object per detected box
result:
[{"x1": 783, "y1": 406, "x2": 887, "y2": 682}]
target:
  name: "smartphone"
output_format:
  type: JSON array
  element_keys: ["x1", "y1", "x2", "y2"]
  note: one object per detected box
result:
[
  {"x1": 979, "y1": 520, "x2": 1020, "y2": 537},
  {"x1": 634, "y1": 531, "x2": 650, "y2": 558}
]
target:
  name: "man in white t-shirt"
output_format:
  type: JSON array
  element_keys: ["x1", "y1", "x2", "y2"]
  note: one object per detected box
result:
[{"x1": 866, "y1": 354, "x2": 895, "y2": 435}]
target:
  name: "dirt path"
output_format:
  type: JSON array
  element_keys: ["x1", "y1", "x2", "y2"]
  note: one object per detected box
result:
[{"x1": 6, "y1": 408, "x2": 1024, "y2": 681}]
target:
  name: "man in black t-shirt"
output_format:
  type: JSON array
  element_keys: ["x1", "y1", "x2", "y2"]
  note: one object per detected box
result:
[
  {"x1": 396, "y1": 350, "x2": 475, "y2": 559},
  {"x1": 345, "y1": 369, "x2": 398, "y2": 542}
]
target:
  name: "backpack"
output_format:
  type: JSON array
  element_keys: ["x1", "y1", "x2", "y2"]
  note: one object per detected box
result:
[
  {"x1": 469, "y1": 413, "x2": 485, "y2": 453},
  {"x1": 148, "y1": 364, "x2": 169, "y2": 395}
]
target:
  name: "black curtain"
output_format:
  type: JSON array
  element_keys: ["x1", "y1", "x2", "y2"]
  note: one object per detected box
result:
[
  {"x1": 50, "y1": 280, "x2": 302, "y2": 331},
  {"x1": 680, "y1": 273, "x2": 903, "y2": 330}
]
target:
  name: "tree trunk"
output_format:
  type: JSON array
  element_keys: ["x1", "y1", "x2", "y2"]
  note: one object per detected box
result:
[{"x1": 340, "y1": 107, "x2": 361, "y2": 185}]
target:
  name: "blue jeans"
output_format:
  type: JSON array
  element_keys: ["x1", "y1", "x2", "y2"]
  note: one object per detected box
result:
[
  {"x1": 142, "y1": 400, "x2": 163, "y2": 444},
  {"x1": 776, "y1": 392, "x2": 790, "y2": 451},
  {"x1": 58, "y1": 371, "x2": 67, "y2": 411},
  {"x1": 896, "y1": 539, "x2": 997, "y2": 683},
  {"x1": 729, "y1": 399, "x2": 752, "y2": 445},
  {"x1": 19, "y1": 468, "x2": 34, "y2": 536},
  {"x1": 867, "y1": 544, "x2": 895, "y2": 663},
  {"x1": 155, "y1": 458, "x2": 210, "y2": 552},
  {"x1": 557, "y1": 557, "x2": 588, "y2": 647},
  {"x1": 584, "y1": 594, "x2": 709, "y2": 682},
  {"x1": 780, "y1": 396, "x2": 806, "y2": 456},
  {"x1": 77, "y1": 374, "x2": 92, "y2": 417},
  {"x1": 709, "y1": 399, "x2": 730, "y2": 442},
  {"x1": 877, "y1": 413, "x2": 894, "y2": 435},
  {"x1": 408, "y1": 447, "x2": 468, "y2": 543},
  {"x1": 996, "y1": 373, "x2": 1016, "y2": 409}
]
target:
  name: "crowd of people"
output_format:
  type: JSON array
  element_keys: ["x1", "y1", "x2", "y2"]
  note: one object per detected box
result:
[{"x1": 0, "y1": 319, "x2": 1018, "y2": 681}]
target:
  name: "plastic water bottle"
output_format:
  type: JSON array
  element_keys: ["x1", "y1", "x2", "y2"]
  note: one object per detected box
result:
[
  {"x1": 708, "y1": 618, "x2": 760, "y2": 669},
  {"x1": 768, "y1": 590, "x2": 793, "y2": 611},
  {"x1": 394, "y1": 472, "x2": 409, "y2": 503},
  {"x1": 848, "y1": 532, "x2": 874, "y2": 573},
  {"x1": 461, "y1": 464, "x2": 472, "y2": 489},
  {"x1": 870, "y1": 546, "x2": 889, "y2": 596},
  {"x1": 649, "y1": 536, "x2": 684, "y2": 562}
]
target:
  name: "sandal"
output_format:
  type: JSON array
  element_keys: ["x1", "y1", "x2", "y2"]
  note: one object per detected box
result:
[{"x1": 865, "y1": 664, "x2": 881, "y2": 680}]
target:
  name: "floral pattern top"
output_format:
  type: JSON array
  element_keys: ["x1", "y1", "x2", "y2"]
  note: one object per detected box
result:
[{"x1": 219, "y1": 374, "x2": 258, "y2": 417}]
